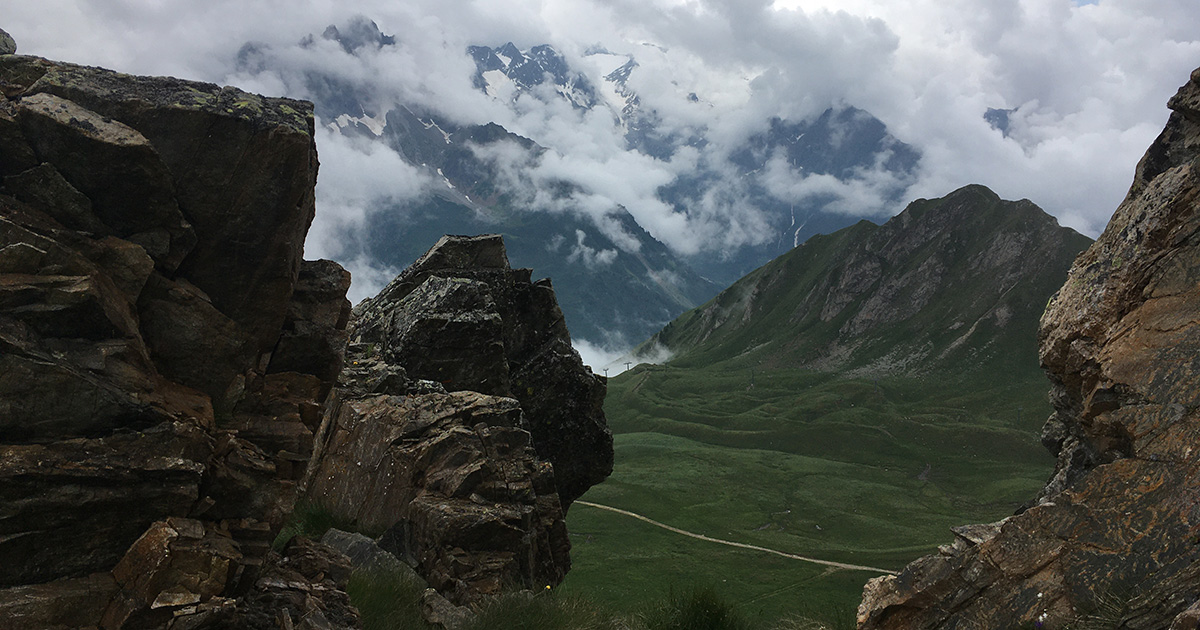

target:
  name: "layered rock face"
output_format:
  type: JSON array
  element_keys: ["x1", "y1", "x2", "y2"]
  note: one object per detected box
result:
[
  {"x1": 306, "y1": 234, "x2": 611, "y2": 605},
  {"x1": 0, "y1": 48, "x2": 353, "y2": 628},
  {"x1": 858, "y1": 68, "x2": 1200, "y2": 629},
  {"x1": 347, "y1": 234, "x2": 612, "y2": 507}
]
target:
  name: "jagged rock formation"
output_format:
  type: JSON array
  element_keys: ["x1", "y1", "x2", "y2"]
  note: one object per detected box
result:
[
  {"x1": 348, "y1": 234, "x2": 612, "y2": 507},
  {"x1": 857, "y1": 67, "x2": 1200, "y2": 630},
  {"x1": 306, "y1": 234, "x2": 611, "y2": 606},
  {"x1": 0, "y1": 43, "x2": 355, "y2": 629},
  {"x1": 645, "y1": 184, "x2": 1091, "y2": 377}
]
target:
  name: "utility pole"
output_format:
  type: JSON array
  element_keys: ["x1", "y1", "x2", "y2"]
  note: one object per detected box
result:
[
  {"x1": 602, "y1": 368, "x2": 609, "y2": 378},
  {"x1": 624, "y1": 362, "x2": 632, "y2": 372}
]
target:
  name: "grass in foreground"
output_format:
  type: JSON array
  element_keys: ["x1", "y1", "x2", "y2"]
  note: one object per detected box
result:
[
  {"x1": 276, "y1": 500, "x2": 858, "y2": 629},
  {"x1": 347, "y1": 567, "x2": 429, "y2": 630}
]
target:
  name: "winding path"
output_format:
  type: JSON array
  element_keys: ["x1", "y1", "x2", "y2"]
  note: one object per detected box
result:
[{"x1": 575, "y1": 500, "x2": 898, "y2": 575}]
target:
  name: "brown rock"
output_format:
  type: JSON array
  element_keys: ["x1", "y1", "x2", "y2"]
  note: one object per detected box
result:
[
  {"x1": 858, "y1": 65, "x2": 1200, "y2": 630},
  {"x1": 367, "y1": 274, "x2": 510, "y2": 395},
  {"x1": 0, "y1": 53, "x2": 351, "y2": 629},
  {"x1": 137, "y1": 271, "x2": 255, "y2": 412},
  {"x1": 307, "y1": 391, "x2": 570, "y2": 605},
  {"x1": 102, "y1": 518, "x2": 242, "y2": 629},
  {"x1": 0, "y1": 101, "x2": 38, "y2": 176},
  {"x1": 268, "y1": 259, "x2": 352, "y2": 387},
  {"x1": 1173, "y1": 601, "x2": 1200, "y2": 630},
  {"x1": 0, "y1": 28, "x2": 14, "y2": 56},
  {"x1": 0, "y1": 572, "x2": 116, "y2": 630},
  {"x1": 4, "y1": 162, "x2": 107, "y2": 233},
  {"x1": 0, "y1": 422, "x2": 211, "y2": 587},
  {"x1": 22, "y1": 59, "x2": 319, "y2": 354}
]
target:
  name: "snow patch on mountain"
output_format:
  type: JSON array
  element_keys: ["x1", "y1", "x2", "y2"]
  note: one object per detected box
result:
[{"x1": 328, "y1": 112, "x2": 388, "y2": 136}]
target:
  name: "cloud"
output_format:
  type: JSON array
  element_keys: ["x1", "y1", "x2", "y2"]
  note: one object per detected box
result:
[
  {"x1": 572, "y1": 338, "x2": 626, "y2": 375},
  {"x1": 572, "y1": 337, "x2": 673, "y2": 376},
  {"x1": 306, "y1": 125, "x2": 432, "y2": 243},
  {"x1": 768, "y1": 0, "x2": 1200, "y2": 235},
  {"x1": 759, "y1": 149, "x2": 914, "y2": 218},
  {"x1": 7, "y1": 0, "x2": 1199, "y2": 247},
  {"x1": 567, "y1": 229, "x2": 618, "y2": 267}
]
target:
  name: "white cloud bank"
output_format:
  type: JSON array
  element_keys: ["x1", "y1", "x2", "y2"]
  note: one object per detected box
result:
[{"x1": 6, "y1": 0, "x2": 1198, "y2": 245}]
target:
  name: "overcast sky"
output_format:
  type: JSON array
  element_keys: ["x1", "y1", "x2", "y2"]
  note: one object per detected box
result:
[{"x1": 5, "y1": 0, "x2": 1198, "y2": 243}]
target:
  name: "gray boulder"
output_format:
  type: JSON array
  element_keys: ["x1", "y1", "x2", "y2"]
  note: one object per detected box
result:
[{"x1": 0, "y1": 28, "x2": 14, "y2": 56}]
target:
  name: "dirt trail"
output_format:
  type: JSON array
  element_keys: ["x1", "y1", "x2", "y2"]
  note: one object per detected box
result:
[{"x1": 575, "y1": 500, "x2": 898, "y2": 575}]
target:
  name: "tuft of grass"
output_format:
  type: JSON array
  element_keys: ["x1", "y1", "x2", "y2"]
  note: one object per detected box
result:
[
  {"x1": 634, "y1": 585, "x2": 753, "y2": 630},
  {"x1": 273, "y1": 500, "x2": 361, "y2": 550},
  {"x1": 463, "y1": 590, "x2": 629, "y2": 630},
  {"x1": 769, "y1": 603, "x2": 858, "y2": 630},
  {"x1": 346, "y1": 567, "x2": 431, "y2": 630}
]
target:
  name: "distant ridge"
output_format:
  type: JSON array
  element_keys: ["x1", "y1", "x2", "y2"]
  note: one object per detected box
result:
[{"x1": 641, "y1": 184, "x2": 1093, "y2": 376}]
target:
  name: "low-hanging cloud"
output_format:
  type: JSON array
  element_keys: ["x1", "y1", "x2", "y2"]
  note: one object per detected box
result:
[
  {"x1": 567, "y1": 230, "x2": 619, "y2": 267},
  {"x1": 759, "y1": 149, "x2": 915, "y2": 218},
  {"x1": 306, "y1": 125, "x2": 433, "y2": 258}
]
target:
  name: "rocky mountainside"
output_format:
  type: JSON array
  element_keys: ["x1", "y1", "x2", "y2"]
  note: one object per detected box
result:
[
  {"x1": 0, "y1": 33, "x2": 611, "y2": 630},
  {"x1": 857, "y1": 67, "x2": 1200, "y2": 629},
  {"x1": 642, "y1": 184, "x2": 1092, "y2": 377}
]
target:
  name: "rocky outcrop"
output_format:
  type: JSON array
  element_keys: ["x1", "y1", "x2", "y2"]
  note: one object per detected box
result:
[
  {"x1": 0, "y1": 42, "x2": 354, "y2": 629},
  {"x1": 308, "y1": 389, "x2": 570, "y2": 605},
  {"x1": 306, "y1": 234, "x2": 608, "y2": 606},
  {"x1": 349, "y1": 234, "x2": 612, "y2": 507},
  {"x1": 858, "y1": 67, "x2": 1200, "y2": 630}
]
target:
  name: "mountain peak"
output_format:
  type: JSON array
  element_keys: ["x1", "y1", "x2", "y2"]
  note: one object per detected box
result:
[
  {"x1": 643, "y1": 184, "x2": 1092, "y2": 376},
  {"x1": 468, "y1": 42, "x2": 597, "y2": 109},
  {"x1": 319, "y1": 16, "x2": 396, "y2": 54}
]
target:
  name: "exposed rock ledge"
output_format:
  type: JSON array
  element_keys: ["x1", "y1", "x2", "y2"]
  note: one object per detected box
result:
[{"x1": 857, "y1": 67, "x2": 1200, "y2": 630}]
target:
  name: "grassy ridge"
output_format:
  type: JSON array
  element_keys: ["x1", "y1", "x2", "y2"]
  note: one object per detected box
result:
[
  {"x1": 646, "y1": 186, "x2": 1092, "y2": 377},
  {"x1": 560, "y1": 365, "x2": 1054, "y2": 625}
]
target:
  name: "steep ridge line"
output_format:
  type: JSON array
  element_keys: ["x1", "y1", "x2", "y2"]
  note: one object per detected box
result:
[{"x1": 575, "y1": 500, "x2": 898, "y2": 575}]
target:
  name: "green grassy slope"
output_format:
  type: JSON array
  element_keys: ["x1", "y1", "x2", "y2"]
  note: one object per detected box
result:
[{"x1": 645, "y1": 185, "x2": 1093, "y2": 375}]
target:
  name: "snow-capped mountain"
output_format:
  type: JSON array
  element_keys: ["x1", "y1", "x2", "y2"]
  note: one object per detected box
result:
[
  {"x1": 236, "y1": 17, "x2": 922, "y2": 354},
  {"x1": 468, "y1": 43, "x2": 598, "y2": 109}
]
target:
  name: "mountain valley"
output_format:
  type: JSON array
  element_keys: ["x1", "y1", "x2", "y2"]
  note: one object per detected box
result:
[
  {"x1": 3, "y1": 16, "x2": 1200, "y2": 630},
  {"x1": 562, "y1": 185, "x2": 1092, "y2": 625}
]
